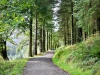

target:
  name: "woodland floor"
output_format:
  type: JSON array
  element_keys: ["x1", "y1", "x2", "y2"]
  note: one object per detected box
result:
[{"x1": 23, "y1": 50, "x2": 69, "y2": 75}]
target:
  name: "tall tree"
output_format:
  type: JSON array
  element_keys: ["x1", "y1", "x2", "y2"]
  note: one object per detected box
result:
[
  {"x1": 34, "y1": 12, "x2": 38, "y2": 55},
  {"x1": 71, "y1": 1, "x2": 75, "y2": 45},
  {"x1": 29, "y1": 7, "x2": 33, "y2": 57}
]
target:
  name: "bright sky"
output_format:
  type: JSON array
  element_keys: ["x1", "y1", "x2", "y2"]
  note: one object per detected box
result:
[{"x1": 52, "y1": 0, "x2": 61, "y2": 31}]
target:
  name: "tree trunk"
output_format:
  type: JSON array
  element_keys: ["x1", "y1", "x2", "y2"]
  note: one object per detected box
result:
[
  {"x1": 97, "y1": 18, "x2": 100, "y2": 33},
  {"x1": 66, "y1": 19, "x2": 70, "y2": 45},
  {"x1": 42, "y1": 25, "x2": 45, "y2": 52},
  {"x1": 40, "y1": 27, "x2": 43, "y2": 52},
  {"x1": 71, "y1": 1, "x2": 74, "y2": 45},
  {"x1": 82, "y1": 29, "x2": 86, "y2": 41},
  {"x1": 34, "y1": 13, "x2": 38, "y2": 55},
  {"x1": 93, "y1": 28, "x2": 96, "y2": 34},
  {"x1": 50, "y1": 29, "x2": 52, "y2": 50},
  {"x1": 64, "y1": 24, "x2": 67, "y2": 45},
  {"x1": 77, "y1": 28, "x2": 82, "y2": 42},
  {"x1": 48, "y1": 33, "x2": 50, "y2": 50},
  {"x1": 29, "y1": 12, "x2": 33, "y2": 57},
  {"x1": 1, "y1": 40, "x2": 9, "y2": 60},
  {"x1": 74, "y1": 19, "x2": 77, "y2": 43},
  {"x1": 47, "y1": 30, "x2": 48, "y2": 51}
]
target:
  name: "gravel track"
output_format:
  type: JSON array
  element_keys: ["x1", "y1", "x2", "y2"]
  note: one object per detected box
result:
[{"x1": 23, "y1": 50, "x2": 69, "y2": 75}]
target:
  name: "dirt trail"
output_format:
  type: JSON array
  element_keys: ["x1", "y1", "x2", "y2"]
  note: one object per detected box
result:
[{"x1": 23, "y1": 50, "x2": 69, "y2": 75}]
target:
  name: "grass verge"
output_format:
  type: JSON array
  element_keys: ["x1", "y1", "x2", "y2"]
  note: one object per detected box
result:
[
  {"x1": 53, "y1": 33, "x2": 100, "y2": 75},
  {"x1": 0, "y1": 58, "x2": 29, "y2": 75}
]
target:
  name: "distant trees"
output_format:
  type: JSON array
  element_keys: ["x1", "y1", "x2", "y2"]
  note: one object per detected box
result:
[
  {"x1": 74, "y1": 0, "x2": 100, "y2": 39},
  {"x1": 0, "y1": 0, "x2": 55, "y2": 60},
  {"x1": 33, "y1": 0, "x2": 54, "y2": 54},
  {"x1": 55, "y1": 0, "x2": 100, "y2": 46}
]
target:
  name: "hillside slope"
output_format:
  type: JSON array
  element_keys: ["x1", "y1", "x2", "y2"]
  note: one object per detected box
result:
[{"x1": 53, "y1": 33, "x2": 100, "y2": 75}]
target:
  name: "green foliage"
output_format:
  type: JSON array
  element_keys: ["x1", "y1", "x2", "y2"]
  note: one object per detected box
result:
[
  {"x1": 53, "y1": 33, "x2": 100, "y2": 75},
  {"x1": 73, "y1": 0, "x2": 99, "y2": 32},
  {"x1": 0, "y1": 58, "x2": 29, "y2": 75},
  {"x1": 0, "y1": 56, "x2": 4, "y2": 62}
]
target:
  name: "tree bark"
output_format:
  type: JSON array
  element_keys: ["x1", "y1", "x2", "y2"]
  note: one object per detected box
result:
[
  {"x1": 97, "y1": 18, "x2": 100, "y2": 33},
  {"x1": 82, "y1": 29, "x2": 86, "y2": 41},
  {"x1": 74, "y1": 19, "x2": 77, "y2": 43},
  {"x1": 77, "y1": 28, "x2": 82, "y2": 42},
  {"x1": 47, "y1": 30, "x2": 48, "y2": 51},
  {"x1": 64, "y1": 24, "x2": 67, "y2": 45},
  {"x1": 66, "y1": 19, "x2": 70, "y2": 45},
  {"x1": 1, "y1": 40, "x2": 9, "y2": 60},
  {"x1": 40, "y1": 27, "x2": 43, "y2": 52},
  {"x1": 29, "y1": 12, "x2": 33, "y2": 57},
  {"x1": 50, "y1": 29, "x2": 52, "y2": 50},
  {"x1": 71, "y1": 1, "x2": 74, "y2": 45},
  {"x1": 34, "y1": 13, "x2": 38, "y2": 55},
  {"x1": 42, "y1": 25, "x2": 45, "y2": 52},
  {"x1": 48, "y1": 33, "x2": 50, "y2": 50}
]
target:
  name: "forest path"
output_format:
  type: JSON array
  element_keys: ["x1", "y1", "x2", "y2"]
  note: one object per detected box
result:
[{"x1": 23, "y1": 50, "x2": 69, "y2": 75}]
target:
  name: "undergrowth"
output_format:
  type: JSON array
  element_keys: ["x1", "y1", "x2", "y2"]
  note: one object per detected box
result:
[
  {"x1": 53, "y1": 33, "x2": 100, "y2": 75},
  {"x1": 0, "y1": 58, "x2": 29, "y2": 75}
]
